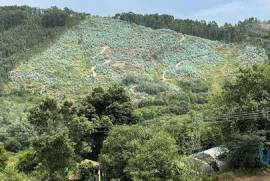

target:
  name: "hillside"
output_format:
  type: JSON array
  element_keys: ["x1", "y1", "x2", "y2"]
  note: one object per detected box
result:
[
  {"x1": 115, "y1": 13, "x2": 270, "y2": 58},
  {"x1": 0, "y1": 15, "x2": 267, "y2": 130},
  {"x1": 6, "y1": 16, "x2": 267, "y2": 99},
  {"x1": 0, "y1": 16, "x2": 266, "y2": 133},
  {"x1": 0, "y1": 8, "x2": 270, "y2": 181}
]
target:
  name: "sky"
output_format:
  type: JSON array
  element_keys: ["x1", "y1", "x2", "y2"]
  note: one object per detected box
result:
[{"x1": 0, "y1": 0, "x2": 269, "y2": 25}]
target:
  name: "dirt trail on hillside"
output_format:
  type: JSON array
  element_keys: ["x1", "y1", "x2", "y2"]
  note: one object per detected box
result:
[
  {"x1": 91, "y1": 66, "x2": 97, "y2": 78},
  {"x1": 211, "y1": 49, "x2": 233, "y2": 92},
  {"x1": 100, "y1": 46, "x2": 110, "y2": 54},
  {"x1": 161, "y1": 71, "x2": 166, "y2": 80},
  {"x1": 180, "y1": 35, "x2": 186, "y2": 42}
]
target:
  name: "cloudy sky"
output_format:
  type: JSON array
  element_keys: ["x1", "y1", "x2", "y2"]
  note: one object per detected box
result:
[{"x1": 0, "y1": 0, "x2": 269, "y2": 24}]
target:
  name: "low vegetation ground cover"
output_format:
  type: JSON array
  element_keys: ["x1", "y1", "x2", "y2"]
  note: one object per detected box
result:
[{"x1": 0, "y1": 6, "x2": 269, "y2": 180}]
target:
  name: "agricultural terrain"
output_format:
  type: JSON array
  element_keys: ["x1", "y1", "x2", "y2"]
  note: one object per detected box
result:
[
  {"x1": 1, "y1": 16, "x2": 267, "y2": 128},
  {"x1": 0, "y1": 7, "x2": 269, "y2": 180},
  {"x1": 7, "y1": 16, "x2": 267, "y2": 97}
]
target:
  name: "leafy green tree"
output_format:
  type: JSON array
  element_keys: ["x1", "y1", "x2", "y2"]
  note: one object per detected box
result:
[
  {"x1": 127, "y1": 132, "x2": 179, "y2": 180},
  {"x1": 29, "y1": 97, "x2": 94, "y2": 158},
  {"x1": 32, "y1": 131, "x2": 75, "y2": 180},
  {"x1": 28, "y1": 97, "x2": 63, "y2": 134},
  {"x1": 28, "y1": 85, "x2": 137, "y2": 166},
  {"x1": 41, "y1": 7, "x2": 69, "y2": 28},
  {"x1": 83, "y1": 85, "x2": 136, "y2": 125},
  {"x1": 78, "y1": 160, "x2": 97, "y2": 181},
  {"x1": 100, "y1": 125, "x2": 148, "y2": 180},
  {"x1": 171, "y1": 157, "x2": 203, "y2": 181},
  {"x1": 80, "y1": 85, "x2": 137, "y2": 159},
  {"x1": 100, "y1": 125, "x2": 202, "y2": 180},
  {"x1": 217, "y1": 64, "x2": 270, "y2": 133}
]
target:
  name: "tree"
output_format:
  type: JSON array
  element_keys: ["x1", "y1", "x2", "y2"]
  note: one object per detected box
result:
[
  {"x1": 217, "y1": 64, "x2": 270, "y2": 133},
  {"x1": 29, "y1": 97, "x2": 95, "y2": 157},
  {"x1": 41, "y1": 7, "x2": 69, "y2": 28},
  {"x1": 80, "y1": 85, "x2": 138, "y2": 160},
  {"x1": 32, "y1": 131, "x2": 75, "y2": 180},
  {"x1": 100, "y1": 125, "x2": 203, "y2": 180},
  {"x1": 100, "y1": 125, "x2": 143, "y2": 180},
  {"x1": 127, "y1": 132, "x2": 179, "y2": 180},
  {"x1": 28, "y1": 97, "x2": 63, "y2": 134},
  {"x1": 27, "y1": 85, "x2": 138, "y2": 178}
]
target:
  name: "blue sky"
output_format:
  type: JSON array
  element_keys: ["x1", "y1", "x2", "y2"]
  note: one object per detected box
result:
[{"x1": 0, "y1": 0, "x2": 269, "y2": 25}]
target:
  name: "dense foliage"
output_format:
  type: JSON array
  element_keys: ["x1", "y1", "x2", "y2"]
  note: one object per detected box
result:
[
  {"x1": 0, "y1": 6, "x2": 85, "y2": 83},
  {"x1": 217, "y1": 64, "x2": 270, "y2": 134},
  {"x1": 212, "y1": 64, "x2": 270, "y2": 170},
  {"x1": 16, "y1": 151, "x2": 38, "y2": 174},
  {"x1": 114, "y1": 13, "x2": 270, "y2": 57},
  {"x1": 0, "y1": 5, "x2": 270, "y2": 180},
  {"x1": 25, "y1": 85, "x2": 137, "y2": 180},
  {"x1": 0, "y1": 145, "x2": 7, "y2": 170},
  {"x1": 100, "y1": 125, "x2": 203, "y2": 180},
  {"x1": 227, "y1": 135, "x2": 263, "y2": 169}
]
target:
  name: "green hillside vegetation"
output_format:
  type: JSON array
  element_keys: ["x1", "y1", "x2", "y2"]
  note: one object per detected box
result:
[
  {"x1": 115, "y1": 13, "x2": 270, "y2": 58},
  {"x1": 0, "y1": 5, "x2": 269, "y2": 181},
  {"x1": 0, "y1": 6, "x2": 86, "y2": 151},
  {"x1": 0, "y1": 6, "x2": 85, "y2": 83},
  {"x1": 2, "y1": 15, "x2": 266, "y2": 127}
]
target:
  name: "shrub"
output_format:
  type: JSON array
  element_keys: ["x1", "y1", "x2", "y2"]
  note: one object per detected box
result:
[
  {"x1": 41, "y1": 7, "x2": 69, "y2": 28},
  {"x1": 167, "y1": 101, "x2": 189, "y2": 115},
  {"x1": 122, "y1": 75, "x2": 140, "y2": 86},
  {"x1": 227, "y1": 134, "x2": 263, "y2": 169},
  {"x1": 4, "y1": 137, "x2": 22, "y2": 153},
  {"x1": 16, "y1": 151, "x2": 38, "y2": 174},
  {"x1": 0, "y1": 167, "x2": 28, "y2": 181},
  {"x1": 78, "y1": 160, "x2": 97, "y2": 181},
  {"x1": 0, "y1": 144, "x2": 7, "y2": 169},
  {"x1": 171, "y1": 157, "x2": 203, "y2": 181},
  {"x1": 100, "y1": 126, "x2": 181, "y2": 180},
  {"x1": 178, "y1": 80, "x2": 209, "y2": 93},
  {"x1": 135, "y1": 82, "x2": 167, "y2": 95}
]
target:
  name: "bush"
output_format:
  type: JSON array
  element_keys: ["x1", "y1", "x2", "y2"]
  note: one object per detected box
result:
[
  {"x1": 0, "y1": 167, "x2": 28, "y2": 181},
  {"x1": 16, "y1": 151, "x2": 38, "y2": 174},
  {"x1": 122, "y1": 75, "x2": 140, "y2": 86},
  {"x1": 4, "y1": 137, "x2": 22, "y2": 153},
  {"x1": 167, "y1": 101, "x2": 189, "y2": 115},
  {"x1": 227, "y1": 134, "x2": 263, "y2": 169},
  {"x1": 171, "y1": 157, "x2": 203, "y2": 181},
  {"x1": 178, "y1": 80, "x2": 209, "y2": 93},
  {"x1": 41, "y1": 7, "x2": 69, "y2": 28},
  {"x1": 78, "y1": 160, "x2": 97, "y2": 181},
  {"x1": 0, "y1": 144, "x2": 7, "y2": 169},
  {"x1": 100, "y1": 125, "x2": 200, "y2": 180},
  {"x1": 135, "y1": 82, "x2": 167, "y2": 95}
]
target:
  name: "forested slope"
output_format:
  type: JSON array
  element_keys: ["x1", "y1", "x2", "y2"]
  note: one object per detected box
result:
[
  {"x1": 0, "y1": 6, "x2": 85, "y2": 84},
  {"x1": 114, "y1": 13, "x2": 270, "y2": 58},
  {"x1": 0, "y1": 6, "x2": 269, "y2": 180}
]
